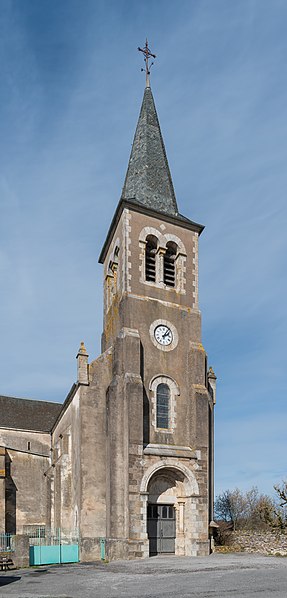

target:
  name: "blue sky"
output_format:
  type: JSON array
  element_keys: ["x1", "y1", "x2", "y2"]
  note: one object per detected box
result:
[{"x1": 0, "y1": 0, "x2": 287, "y2": 498}]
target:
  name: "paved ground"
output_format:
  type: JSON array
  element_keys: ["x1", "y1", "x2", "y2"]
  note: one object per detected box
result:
[{"x1": 0, "y1": 553, "x2": 287, "y2": 598}]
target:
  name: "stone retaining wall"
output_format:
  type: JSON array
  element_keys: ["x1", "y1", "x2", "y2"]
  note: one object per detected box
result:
[{"x1": 216, "y1": 530, "x2": 287, "y2": 556}]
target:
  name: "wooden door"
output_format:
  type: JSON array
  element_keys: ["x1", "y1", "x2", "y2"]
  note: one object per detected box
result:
[{"x1": 147, "y1": 504, "x2": 175, "y2": 555}]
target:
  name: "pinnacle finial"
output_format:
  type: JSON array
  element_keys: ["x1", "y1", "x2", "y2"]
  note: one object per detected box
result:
[
  {"x1": 208, "y1": 366, "x2": 217, "y2": 380},
  {"x1": 77, "y1": 341, "x2": 88, "y2": 356},
  {"x1": 138, "y1": 38, "x2": 156, "y2": 88},
  {"x1": 76, "y1": 341, "x2": 89, "y2": 385}
]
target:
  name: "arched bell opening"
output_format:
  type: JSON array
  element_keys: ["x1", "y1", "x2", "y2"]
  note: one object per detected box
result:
[
  {"x1": 145, "y1": 235, "x2": 158, "y2": 282},
  {"x1": 163, "y1": 241, "x2": 177, "y2": 287}
]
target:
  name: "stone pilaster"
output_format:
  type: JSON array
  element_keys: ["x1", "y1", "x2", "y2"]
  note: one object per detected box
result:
[{"x1": 106, "y1": 328, "x2": 143, "y2": 560}]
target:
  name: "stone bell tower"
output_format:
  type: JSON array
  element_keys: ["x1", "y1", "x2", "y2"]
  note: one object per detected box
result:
[{"x1": 97, "y1": 70, "x2": 216, "y2": 559}]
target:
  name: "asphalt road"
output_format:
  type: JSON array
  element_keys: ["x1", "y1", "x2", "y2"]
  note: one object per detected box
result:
[{"x1": 0, "y1": 553, "x2": 287, "y2": 598}]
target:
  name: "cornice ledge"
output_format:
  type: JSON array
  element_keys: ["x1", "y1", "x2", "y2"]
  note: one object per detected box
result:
[{"x1": 143, "y1": 444, "x2": 197, "y2": 460}]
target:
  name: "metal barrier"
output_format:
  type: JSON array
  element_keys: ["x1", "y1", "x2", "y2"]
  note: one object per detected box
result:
[
  {"x1": 100, "y1": 537, "x2": 106, "y2": 560},
  {"x1": 0, "y1": 533, "x2": 12, "y2": 552},
  {"x1": 25, "y1": 528, "x2": 79, "y2": 566}
]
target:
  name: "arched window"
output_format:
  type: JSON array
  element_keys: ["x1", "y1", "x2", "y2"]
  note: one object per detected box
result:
[
  {"x1": 145, "y1": 235, "x2": 158, "y2": 282},
  {"x1": 156, "y1": 383, "x2": 170, "y2": 429},
  {"x1": 150, "y1": 375, "x2": 180, "y2": 432},
  {"x1": 164, "y1": 242, "x2": 177, "y2": 287}
]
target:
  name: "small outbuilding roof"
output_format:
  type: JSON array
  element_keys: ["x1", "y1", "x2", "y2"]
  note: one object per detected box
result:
[{"x1": 0, "y1": 395, "x2": 62, "y2": 433}]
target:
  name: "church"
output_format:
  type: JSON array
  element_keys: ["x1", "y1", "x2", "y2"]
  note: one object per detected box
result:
[{"x1": 0, "y1": 52, "x2": 216, "y2": 561}]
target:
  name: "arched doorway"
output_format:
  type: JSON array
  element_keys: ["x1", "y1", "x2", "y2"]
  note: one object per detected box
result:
[
  {"x1": 140, "y1": 461, "x2": 200, "y2": 557},
  {"x1": 147, "y1": 468, "x2": 184, "y2": 555},
  {"x1": 145, "y1": 466, "x2": 191, "y2": 556}
]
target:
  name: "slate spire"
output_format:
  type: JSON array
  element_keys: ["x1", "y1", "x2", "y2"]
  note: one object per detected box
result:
[{"x1": 121, "y1": 86, "x2": 179, "y2": 216}]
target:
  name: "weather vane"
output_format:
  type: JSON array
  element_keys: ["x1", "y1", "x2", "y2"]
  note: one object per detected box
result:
[{"x1": 138, "y1": 39, "x2": 156, "y2": 88}]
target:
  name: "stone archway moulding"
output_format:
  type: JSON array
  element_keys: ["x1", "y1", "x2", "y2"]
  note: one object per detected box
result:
[
  {"x1": 139, "y1": 226, "x2": 166, "y2": 247},
  {"x1": 138, "y1": 227, "x2": 187, "y2": 255},
  {"x1": 164, "y1": 233, "x2": 186, "y2": 254},
  {"x1": 140, "y1": 460, "x2": 199, "y2": 496},
  {"x1": 149, "y1": 374, "x2": 180, "y2": 394}
]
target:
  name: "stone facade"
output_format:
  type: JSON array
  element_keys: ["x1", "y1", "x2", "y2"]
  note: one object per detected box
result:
[
  {"x1": 0, "y1": 427, "x2": 54, "y2": 535},
  {"x1": 0, "y1": 83, "x2": 216, "y2": 561}
]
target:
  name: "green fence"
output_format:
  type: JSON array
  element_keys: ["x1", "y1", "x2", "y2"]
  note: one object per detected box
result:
[
  {"x1": 27, "y1": 528, "x2": 79, "y2": 566},
  {"x1": 29, "y1": 543, "x2": 79, "y2": 565},
  {"x1": 0, "y1": 533, "x2": 13, "y2": 552}
]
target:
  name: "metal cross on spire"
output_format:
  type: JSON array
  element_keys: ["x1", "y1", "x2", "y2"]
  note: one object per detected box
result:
[{"x1": 138, "y1": 39, "x2": 156, "y2": 88}]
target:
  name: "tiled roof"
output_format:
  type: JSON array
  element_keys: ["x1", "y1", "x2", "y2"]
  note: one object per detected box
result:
[
  {"x1": 121, "y1": 86, "x2": 179, "y2": 216},
  {"x1": 0, "y1": 395, "x2": 62, "y2": 432}
]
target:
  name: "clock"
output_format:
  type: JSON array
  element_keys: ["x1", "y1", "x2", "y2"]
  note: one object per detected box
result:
[
  {"x1": 154, "y1": 325, "x2": 173, "y2": 346},
  {"x1": 150, "y1": 320, "x2": 178, "y2": 351}
]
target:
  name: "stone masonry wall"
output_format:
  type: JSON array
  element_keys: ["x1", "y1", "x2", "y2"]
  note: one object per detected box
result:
[{"x1": 216, "y1": 530, "x2": 287, "y2": 556}]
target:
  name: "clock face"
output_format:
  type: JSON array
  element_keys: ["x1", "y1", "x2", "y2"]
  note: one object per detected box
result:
[{"x1": 154, "y1": 325, "x2": 173, "y2": 346}]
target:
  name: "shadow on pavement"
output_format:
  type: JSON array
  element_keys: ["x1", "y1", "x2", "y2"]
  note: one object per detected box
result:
[
  {"x1": 0, "y1": 575, "x2": 21, "y2": 586},
  {"x1": 32, "y1": 568, "x2": 49, "y2": 574}
]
